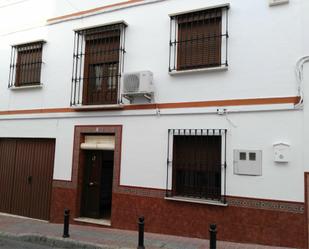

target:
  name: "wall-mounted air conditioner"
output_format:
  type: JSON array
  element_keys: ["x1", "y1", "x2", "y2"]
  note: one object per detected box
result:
[{"x1": 121, "y1": 71, "x2": 154, "y2": 102}]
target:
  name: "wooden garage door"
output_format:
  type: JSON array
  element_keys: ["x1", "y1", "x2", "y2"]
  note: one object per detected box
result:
[{"x1": 0, "y1": 138, "x2": 55, "y2": 220}]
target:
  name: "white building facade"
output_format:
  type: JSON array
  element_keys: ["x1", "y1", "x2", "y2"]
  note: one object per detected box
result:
[{"x1": 0, "y1": 0, "x2": 308, "y2": 247}]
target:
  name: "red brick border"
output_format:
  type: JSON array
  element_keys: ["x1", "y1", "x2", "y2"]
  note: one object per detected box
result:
[
  {"x1": 111, "y1": 192, "x2": 306, "y2": 248},
  {"x1": 49, "y1": 125, "x2": 306, "y2": 248}
]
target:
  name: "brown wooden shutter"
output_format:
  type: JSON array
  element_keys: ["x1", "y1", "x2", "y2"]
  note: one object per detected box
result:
[
  {"x1": 177, "y1": 8, "x2": 222, "y2": 70},
  {"x1": 172, "y1": 135, "x2": 222, "y2": 200},
  {"x1": 82, "y1": 27, "x2": 120, "y2": 105},
  {"x1": 15, "y1": 42, "x2": 43, "y2": 86}
]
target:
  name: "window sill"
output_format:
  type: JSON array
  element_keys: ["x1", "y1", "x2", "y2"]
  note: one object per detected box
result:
[
  {"x1": 9, "y1": 84, "x2": 43, "y2": 90},
  {"x1": 169, "y1": 65, "x2": 228, "y2": 76},
  {"x1": 71, "y1": 104, "x2": 124, "y2": 111},
  {"x1": 165, "y1": 196, "x2": 228, "y2": 206}
]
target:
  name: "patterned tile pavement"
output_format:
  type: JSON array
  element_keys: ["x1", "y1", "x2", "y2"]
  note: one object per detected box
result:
[{"x1": 0, "y1": 213, "x2": 297, "y2": 249}]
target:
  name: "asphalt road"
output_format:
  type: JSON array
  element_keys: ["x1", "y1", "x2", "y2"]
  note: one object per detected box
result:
[{"x1": 0, "y1": 237, "x2": 65, "y2": 249}]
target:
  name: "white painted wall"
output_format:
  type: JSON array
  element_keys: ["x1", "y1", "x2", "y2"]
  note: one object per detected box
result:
[
  {"x1": 0, "y1": 108, "x2": 304, "y2": 202},
  {"x1": 0, "y1": 0, "x2": 307, "y2": 203},
  {"x1": 0, "y1": 0, "x2": 305, "y2": 110}
]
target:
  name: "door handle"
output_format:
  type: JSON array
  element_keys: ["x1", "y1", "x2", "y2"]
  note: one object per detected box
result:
[
  {"x1": 27, "y1": 176, "x2": 32, "y2": 184},
  {"x1": 89, "y1": 181, "x2": 97, "y2": 187}
]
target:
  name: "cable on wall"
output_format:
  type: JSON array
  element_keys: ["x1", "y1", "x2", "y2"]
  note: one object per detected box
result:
[{"x1": 295, "y1": 56, "x2": 309, "y2": 108}]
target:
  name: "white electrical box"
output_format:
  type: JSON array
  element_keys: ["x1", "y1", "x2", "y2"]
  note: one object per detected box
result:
[
  {"x1": 269, "y1": 0, "x2": 289, "y2": 7},
  {"x1": 234, "y1": 150, "x2": 262, "y2": 176},
  {"x1": 273, "y1": 142, "x2": 290, "y2": 163}
]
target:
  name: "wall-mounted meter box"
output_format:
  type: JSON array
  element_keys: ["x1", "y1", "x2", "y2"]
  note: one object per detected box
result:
[
  {"x1": 273, "y1": 142, "x2": 290, "y2": 163},
  {"x1": 234, "y1": 150, "x2": 262, "y2": 176},
  {"x1": 269, "y1": 0, "x2": 289, "y2": 6}
]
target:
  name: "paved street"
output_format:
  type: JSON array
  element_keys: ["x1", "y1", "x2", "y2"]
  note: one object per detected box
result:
[
  {"x1": 0, "y1": 237, "x2": 65, "y2": 249},
  {"x1": 0, "y1": 213, "x2": 298, "y2": 249}
]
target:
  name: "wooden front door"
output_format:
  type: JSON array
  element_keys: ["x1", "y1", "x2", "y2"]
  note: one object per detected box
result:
[
  {"x1": 82, "y1": 151, "x2": 102, "y2": 218},
  {"x1": 81, "y1": 150, "x2": 114, "y2": 219},
  {"x1": 0, "y1": 138, "x2": 55, "y2": 220}
]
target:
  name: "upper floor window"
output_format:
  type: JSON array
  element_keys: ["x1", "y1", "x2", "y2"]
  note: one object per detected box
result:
[
  {"x1": 8, "y1": 41, "x2": 44, "y2": 88},
  {"x1": 71, "y1": 22, "x2": 127, "y2": 106},
  {"x1": 169, "y1": 5, "x2": 229, "y2": 73}
]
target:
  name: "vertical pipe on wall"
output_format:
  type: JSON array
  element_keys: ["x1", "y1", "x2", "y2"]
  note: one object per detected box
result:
[
  {"x1": 225, "y1": 7, "x2": 229, "y2": 66},
  {"x1": 224, "y1": 129, "x2": 227, "y2": 204}
]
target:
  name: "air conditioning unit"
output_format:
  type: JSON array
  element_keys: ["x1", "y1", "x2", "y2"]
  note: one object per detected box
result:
[{"x1": 122, "y1": 71, "x2": 154, "y2": 95}]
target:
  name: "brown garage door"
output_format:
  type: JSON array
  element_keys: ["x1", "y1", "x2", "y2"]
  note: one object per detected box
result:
[{"x1": 0, "y1": 138, "x2": 55, "y2": 220}]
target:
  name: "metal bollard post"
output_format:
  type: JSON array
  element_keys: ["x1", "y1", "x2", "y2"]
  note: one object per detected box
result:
[
  {"x1": 63, "y1": 209, "x2": 70, "y2": 238},
  {"x1": 209, "y1": 224, "x2": 217, "y2": 249},
  {"x1": 137, "y1": 216, "x2": 145, "y2": 249}
]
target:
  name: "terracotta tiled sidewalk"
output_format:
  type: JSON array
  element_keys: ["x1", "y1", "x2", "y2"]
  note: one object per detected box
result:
[{"x1": 0, "y1": 213, "x2": 296, "y2": 249}]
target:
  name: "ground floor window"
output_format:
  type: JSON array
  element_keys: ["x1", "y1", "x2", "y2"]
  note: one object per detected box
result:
[{"x1": 166, "y1": 129, "x2": 227, "y2": 203}]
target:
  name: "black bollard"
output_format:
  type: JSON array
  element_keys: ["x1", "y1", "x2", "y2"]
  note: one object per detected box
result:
[
  {"x1": 63, "y1": 209, "x2": 70, "y2": 238},
  {"x1": 209, "y1": 224, "x2": 217, "y2": 249},
  {"x1": 137, "y1": 216, "x2": 145, "y2": 249}
]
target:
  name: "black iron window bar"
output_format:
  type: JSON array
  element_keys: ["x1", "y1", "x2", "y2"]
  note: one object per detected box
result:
[
  {"x1": 168, "y1": 6, "x2": 229, "y2": 72},
  {"x1": 166, "y1": 129, "x2": 227, "y2": 204},
  {"x1": 71, "y1": 22, "x2": 127, "y2": 106},
  {"x1": 8, "y1": 41, "x2": 44, "y2": 88}
]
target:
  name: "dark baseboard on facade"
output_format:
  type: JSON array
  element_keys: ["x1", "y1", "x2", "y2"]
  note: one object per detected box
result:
[
  {"x1": 111, "y1": 192, "x2": 305, "y2": 248},
  {"x1": 49, "y1": 124, "x2": 306, "y2": 248},
  {"x1": 50, "y1": 186, "x2": 306, "y2": 248}
]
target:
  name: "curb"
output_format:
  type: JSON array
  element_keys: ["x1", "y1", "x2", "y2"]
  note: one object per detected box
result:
[{"x1": 0, "y1": 231, "x2": 134, "y2": 249}]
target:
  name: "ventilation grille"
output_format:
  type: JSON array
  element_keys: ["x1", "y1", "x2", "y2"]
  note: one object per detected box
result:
[{"x1": 123, "y1": 74, "x2": 140, "y2": 93}]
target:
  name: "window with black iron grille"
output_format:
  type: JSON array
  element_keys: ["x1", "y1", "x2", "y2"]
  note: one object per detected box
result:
[
  {"x1": 8, "y1": 41, "x2": 44, "y2": 88},
  {"x1": 71, "y1": 22, "x2": 126, "y2": 106},
  {"x1": 166, "y1": 129, "x2": 227, "y2": 203},
  {"x1": 169, "y1": 6, "x2": 229, "y2": 72}
]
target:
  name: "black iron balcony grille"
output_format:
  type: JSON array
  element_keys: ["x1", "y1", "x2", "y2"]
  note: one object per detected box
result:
[
  {"x1": 8, "y1": 41, "x2": 44, "y2": 88},
  {"x1": 71, "y1": 23, "x2": 127, "y2": 106},
  {"x1": 166, "y1": 129, "x2": 227, "y2": 203},
  {"x1": 169, "y1": 6, "x2": 229, "y2": 72}
]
